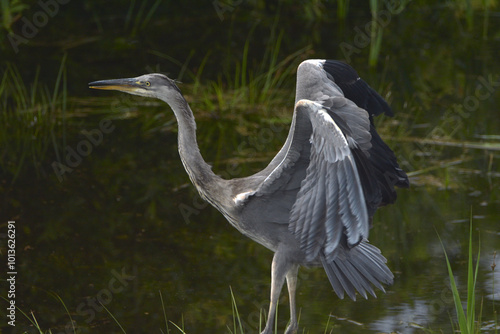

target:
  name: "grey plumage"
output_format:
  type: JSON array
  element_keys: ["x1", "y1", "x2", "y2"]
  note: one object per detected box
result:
[{"x1": 89, "y1": 59, "x2": 409, "y2": 334}]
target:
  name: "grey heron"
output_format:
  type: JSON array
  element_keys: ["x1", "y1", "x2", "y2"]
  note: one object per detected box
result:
[{"x1": 89, "y1": 59, "x2": 409, "y2": 334}]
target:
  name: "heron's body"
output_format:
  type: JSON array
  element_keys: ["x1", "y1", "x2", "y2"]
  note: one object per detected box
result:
[{"x1": 89, "y1": 59, "x2": 409, "y2": 334}]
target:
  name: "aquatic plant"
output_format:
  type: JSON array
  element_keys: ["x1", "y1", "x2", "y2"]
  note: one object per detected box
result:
[
  {"x1": 124, "y1": 0, "x2": 162, "y2": 38},
  {"x1": 0, "y1": 55, "x2": 67, "y2": 183},
  {"x1": 0, "y1": 0, "x2": 28, "y2": 32},
  {"x1": 440, "y1": 218, "x2": 481, "y2": 334},
  {"x1": 368, "y1": 0, "x2": 383, "y2": 67}
]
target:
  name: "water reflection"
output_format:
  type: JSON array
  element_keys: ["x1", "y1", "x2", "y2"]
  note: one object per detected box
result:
[
  {"x1": 370, "y1": 300, "x2": 430, "y2": 333},
  {"x1": 484, "y1": 262, "x2": 500, "y2": 302}
]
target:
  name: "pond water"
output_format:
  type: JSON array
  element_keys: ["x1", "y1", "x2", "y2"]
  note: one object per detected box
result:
[{"x1": 1, "y1": 1, "x2": 499, "y2": 333}]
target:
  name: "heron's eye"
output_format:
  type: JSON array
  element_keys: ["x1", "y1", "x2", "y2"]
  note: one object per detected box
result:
[{"x1": 145, "y1": 81, "x2": 151, "y2": 87}]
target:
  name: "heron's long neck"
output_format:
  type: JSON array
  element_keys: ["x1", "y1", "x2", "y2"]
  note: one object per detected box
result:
[{"x1": 162, "y1": 94, "x2": 223, "y2": 201}]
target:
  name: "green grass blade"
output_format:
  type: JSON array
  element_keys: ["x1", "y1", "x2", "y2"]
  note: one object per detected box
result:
[
  {"x1": 438, "y1": 214, "x2": 482, "y2": 334},
  {"x1": 178, "y1": 49, "x2": 195, "y2": 82},
  {"x1": 482, "y1": 0, "x2": 490, "y2": 38},
  {"x1": 240, "y1": 33, "x2": 250, "y2": 89},
  {"x1": 438, "y1": 233, "x2": 468, "y2": 331},
  {"x1": 1, "y1": 297, "x2": 44, "y2": 333},
  {"x1": 466, "y1": 219, "x2": 477, "y2": 332},
  {"x1": 193, "y1": 50, "x2": 212, "y2": 93},
  {"x1": 51, "y1": 53, "x2": 67, "y2": 107},
  {"x1": 100, "y1": 302, "x2": 127, "y2": 334},
  {"x1": 230, "y1": 286, "x2": 244, "y2": 334},
  {"x1": 169, "y1": 320, "x2": 187, "y2": 334},
  {"x1": 50, "y1": 292, "x2": 76, "y2": 333},
  {"x1": 472, "y1": 234, "x2": 481, "y2": 333},
  {"x1": 467, "y1": 219, "x2": 474, "y2": 331},
  {"x1": 124, "y1": 0, "x2": 136, "y2": 31},
  {"x1": 159, "y1": 290, "x2": 170, "y2": 333},
  {"x1": 465, "y1": 0, "x2": 473, "y2": 30},
  {"x1": 141, "y1": 0, "x2": 162, "y2": 30}
]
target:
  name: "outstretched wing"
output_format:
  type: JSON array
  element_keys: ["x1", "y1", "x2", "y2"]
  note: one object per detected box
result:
[
  {"x1": 288, "y1": 99, "x2": 370, "y2": 262},
  {"x1": 296, "y1": 59, "x2": 409, "y2": 212},
  {"x1": 239, "y1": 59, "x2": 406, "y2": 262},
  {"x1": 246, "y1": 92, "x2": 373, "y2": 262}
]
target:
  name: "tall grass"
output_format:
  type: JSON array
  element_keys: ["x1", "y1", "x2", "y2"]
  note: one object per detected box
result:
[
  {"x1": 215, "y1": 22, "x2": 309, "y2": 108},
  {"x1": 368, "y1": 0, "x2": 383, "y2": 67},
  {"x1": 337, "y1": 0, "x2": 350, "y2": 21},
  {"x1": 2, "y1": 290, "x2": 77, "y2": 334},
  {"x1": 463, "y1": 0, "x2": 474, "y2": 31},
  {"x1": 0, "y1": 0, "x2": 28, "y2": 32},
  {"x1": 482, "y1": 0, "x2": 491, "y2": 38},
  {"x1": 0, "y1": 55, "x2": 67, "y2": 183},
  {"x1": 440, "y1": 217, "x2": 481, "y2": 333},
  {"x1": 151, "y1": 23, "x2": 309, "y2": 113},
  {"x1": 100, "y1": 302, "x2": 127, "y2": 334},
  {"x1": 124, "y1": 0, "x2": 162, "y2": 37},
  {"x1": 450, "y1": 0, "x2": 496, "y2": 34},
  {"x1": 229, "y1": 286, "x2": 245, "y2": 334}
]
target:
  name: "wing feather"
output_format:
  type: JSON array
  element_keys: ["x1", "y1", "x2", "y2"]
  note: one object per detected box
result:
[{"x1": 289, "y1": 100, "x2": 369, "y2": 262}]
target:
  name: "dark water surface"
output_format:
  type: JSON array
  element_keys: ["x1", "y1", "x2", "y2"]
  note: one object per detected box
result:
[{"x1": 1, "y1": 1, "x2": 499, "y2": 333}]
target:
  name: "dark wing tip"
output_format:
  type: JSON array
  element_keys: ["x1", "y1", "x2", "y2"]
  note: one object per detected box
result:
[{"x1": 321, "y1": 60, "x2": 393, "y2": 118}]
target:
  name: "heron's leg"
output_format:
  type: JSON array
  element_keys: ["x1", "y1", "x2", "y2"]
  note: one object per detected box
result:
[
  {"x1": 284, "y1": 264, "x2": 299, "y2": 334},
  {"x1": 260, "y1": 251, "x2": 289, "y2": 334}
]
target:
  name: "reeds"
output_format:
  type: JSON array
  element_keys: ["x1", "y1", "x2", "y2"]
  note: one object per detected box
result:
[
  {"x1": 451, "y1": 0, "x2": 494, "y2": 35},
  {"x1": 440, "y1": 217, "x2": 482, "y2": 333},
  {"x1": 0, "y1": 55, "x2": 67, "y2": 183},
  {"x1": 368, "y1": 0, "x2": 383, "y2": 68},
  {"x1": 124, "y1": 0, "x2": 163, "y2": 37},
  {"x1": 2, "y1": 291, "x2": 77, "y2": 334},
  {"x1": 0, "y1": 0, "x2": 28, "y2": 31},
  {"x1": 337, "y1": 0, "x2": 350, "y2": 21},
  {"x1": 152, "y1": 21, "x2": 309, "y2": 114}
]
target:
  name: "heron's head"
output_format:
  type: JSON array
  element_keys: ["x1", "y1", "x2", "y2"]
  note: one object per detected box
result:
[{"x1": 89, "y1": 73, "x2": 180, "y2": 100}]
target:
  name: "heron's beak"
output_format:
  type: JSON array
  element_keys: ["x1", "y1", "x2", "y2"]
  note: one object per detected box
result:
[{"x1": 88, "y1": 78, "x2": 143, "y2": 93}]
